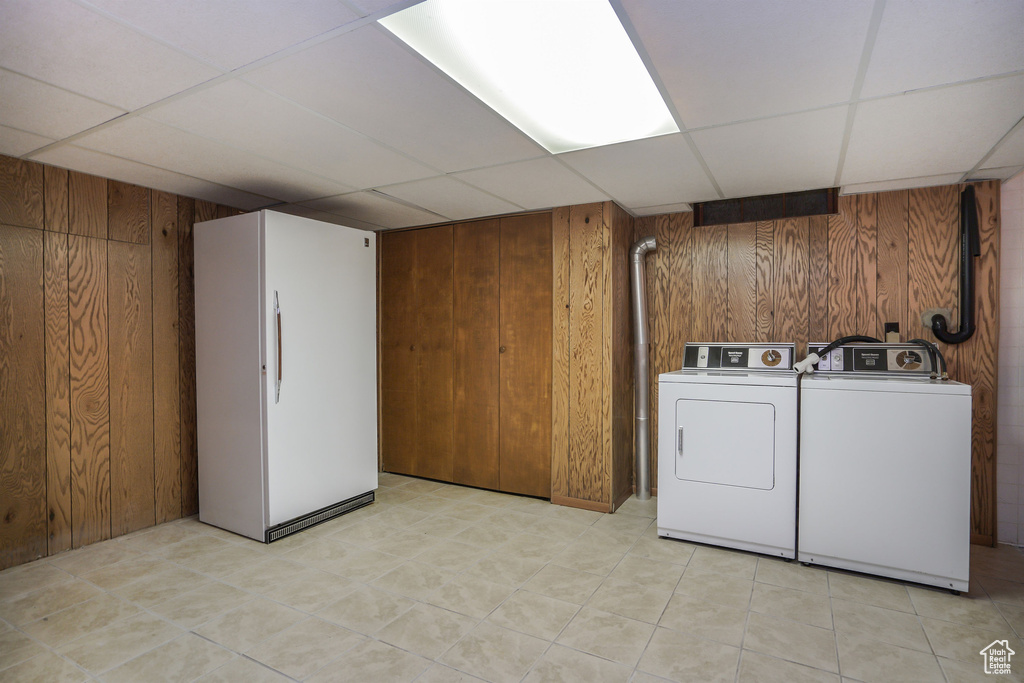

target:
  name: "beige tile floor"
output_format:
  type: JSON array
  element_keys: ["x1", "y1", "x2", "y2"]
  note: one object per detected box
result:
[{"x1": 2, "y1": 473, "x2": 1023, "y2": 682}]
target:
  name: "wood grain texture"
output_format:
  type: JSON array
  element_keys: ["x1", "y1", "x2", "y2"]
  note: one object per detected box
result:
[
  {"x1": 44, "y1": 231, "x2": 72, "y2": 555},
  {"x1": 44, "y1": 165, "x2": 68, "y2": 234},
  {"x1": 499, "y1": 213, "x2": 553, "y2": 498},
  {"x1": 0, "y1": 153, "x2": 251, "y2": 568},
  {"x1": 550, "y1": 207, "x2": 571, "y2": 500},
  {"x1": 177, "y1": 196, "x2": 198, "y2": 516},
  {"x1": 413, "y1": 225, "x2": 454, "y2": 482},
  {"x1": 0, "y1": 225, "x2": 46, "y2": 569},
  {"x1": 380, "y1": 229, "x2": 418, "y2": 478},
  {"x1": 151, "y1": 191, "x2": 180, "y2": 524},
  {"x1": 453, "y1": 220, "x2": 500, "y2": 490},
  {"x1": 69, "y1": 171, "x2": 107, "y2": 239},
  {"x1": 755, "y1": 221, "x2": 774, "y2": 342},
  {"x1": 600, "y1": 206, "x2": 614, "y2": 506},
  {"x1": 773, "y1": 218, "x2": 809, "y2": 351},
  {"x1": 961, "y1": 181, "x2": 1000, "y2": 543},
  {"x1": 853, "y1": 194, "x2": 878, "y2": 337},
  {"x1": 827, "y1": 197, "x2": 859, "y2": 339},
  {"x1": 875, "y1": 191, "x2": 910, "y2": 339},
  {"x1": 908, "y1": 185, "x2": 959, "y2": 375},
  {"x1": 607, "y1": 203, "x2": 633, "y2": 507},
  {"x1": 194, "y1": 200, "x2": 219, "y2": 224},
  {"x1": 649, "y1": 212, "x2": 692, "y2": 490},
  {"x1": 0, "y1": 156, "x2": 44, "y2": 230},
  {"x1": 691, "y1": 224, "x2": 728, "y2": 341},
  {"x1": 568, "y1": 203, "x2": 606, "y2": 502},
  {"x1": 108, "y1": 241, "x2": 154, "y2": 537},
  {"x1": 807, "y1": 216, "x2": 829, "y2": 344},
  {"x1": 727, "y1": 223, "x2": 757, "y2": 340},
  {"x1": 68, "y1": 235, "x2": 110, "y2": 547},
  {"x1": 107, "y1": 181, "x2": 150, "y2": 245}
]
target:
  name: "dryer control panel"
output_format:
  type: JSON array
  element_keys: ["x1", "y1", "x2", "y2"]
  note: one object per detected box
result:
[
  {"x1": 683, "y1": 343, "x2": 795, "y2": 371},
  {"x1": 807, "y1": 343, "x2": 933, "y2": 375}
]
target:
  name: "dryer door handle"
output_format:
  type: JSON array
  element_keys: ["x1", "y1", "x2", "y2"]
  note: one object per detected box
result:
[{"x1": 677, "y1": 427, "x2": 684, "y2": 456}]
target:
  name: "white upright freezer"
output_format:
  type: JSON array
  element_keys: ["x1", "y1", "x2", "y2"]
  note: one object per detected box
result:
[{"x1": 194, "y1": 210, "x2": 378, "y2": 542}]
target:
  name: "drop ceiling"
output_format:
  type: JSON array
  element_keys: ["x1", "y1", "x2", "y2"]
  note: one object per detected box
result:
[{"x1": 1, "y1": 0, "x2": 1022, "y2": 231}]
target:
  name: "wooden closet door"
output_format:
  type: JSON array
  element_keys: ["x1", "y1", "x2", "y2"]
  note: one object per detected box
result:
[
  {"x1": 453, "y1": 220, "x2": 500, "y2": 489},
  {"x1": 413, "y1": 226, "x2": 455, "y2": 481},
  {"x1": 499, "y1": 213, "x2": 553, "y2": 497},
  {"x1": 0, "y1": 225, "x2": 46, "y2": 567},
  {"x1": 380, "y1": 229, "x2": 418, "y2": 477}
]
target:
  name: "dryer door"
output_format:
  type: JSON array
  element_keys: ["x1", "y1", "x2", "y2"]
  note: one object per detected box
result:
[{"x1": 674, "y1": 398, "x2": 775, "y2": 490}]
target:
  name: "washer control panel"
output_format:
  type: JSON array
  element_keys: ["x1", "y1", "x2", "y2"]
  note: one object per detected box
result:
[
  {"x1": 683, "y1": 343, "x2": 795, "y2": 371},
  {"x1": 807, "y1": 343, "x2": 933, "y2": 375}
]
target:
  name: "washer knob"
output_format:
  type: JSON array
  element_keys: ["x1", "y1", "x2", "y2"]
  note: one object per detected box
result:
[
  {"x1": 896, "y1": 350, "x2": 922, "y2": 370},
  {"x1": 761, "y1": 349, "x2": 782, "y2": 367}
]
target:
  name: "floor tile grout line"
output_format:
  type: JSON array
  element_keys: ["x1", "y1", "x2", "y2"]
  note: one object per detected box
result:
[{"x1": 5, "y1": 480, "x2": 1024, "y2": 681}]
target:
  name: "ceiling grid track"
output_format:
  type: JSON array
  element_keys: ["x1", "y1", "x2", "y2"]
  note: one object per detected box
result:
[{"x1": 834, "y1": 0, "x2": 887, "y2": 189}]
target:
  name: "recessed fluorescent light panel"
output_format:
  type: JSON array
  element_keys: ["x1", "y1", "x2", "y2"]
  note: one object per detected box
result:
[{"x1": 380, "y1": 0, "x2": 679, "y2": 153}]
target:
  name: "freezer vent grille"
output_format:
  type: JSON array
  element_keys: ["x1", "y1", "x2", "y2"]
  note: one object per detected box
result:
[{"x1": 265, "y1": 490, "x2": 375, "y2": 543}]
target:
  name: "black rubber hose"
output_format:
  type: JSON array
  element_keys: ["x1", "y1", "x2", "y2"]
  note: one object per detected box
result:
[
  {"x1": 931, "y1": 185, "x2": 979, "y2": 344},
  {"x1": 817, "y1": 335, "x2": 882, "y2": 358},
  {"x1": 907, "y1": 338, "x2": 939, "y2": 378},
  {"x1": 795, "y1": 335, "x2": 882, "y2": 373},
  {"x1": 908, "y1": 338, "x2": 947, "y2": 379}
]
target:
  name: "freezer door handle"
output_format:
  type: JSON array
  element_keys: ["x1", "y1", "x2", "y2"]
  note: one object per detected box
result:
[{"x1": 275, "y1": 290, "x2": 282, "y2": 404}]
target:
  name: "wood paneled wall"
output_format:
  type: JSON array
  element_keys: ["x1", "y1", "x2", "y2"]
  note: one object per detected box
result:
[
  {"x1": 638, "y1": 182, "x2": 1000, "y2": 544},
  {"x1": 0, "y1": 154, "x2": 238, "y2": 569},
  {"x1": 551, "y1": 201, "x2": 636, "y2": 512}
]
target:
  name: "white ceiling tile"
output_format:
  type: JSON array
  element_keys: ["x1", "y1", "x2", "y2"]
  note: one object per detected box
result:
[
  {"x1": 305, "y1": 191, "x2": 445, "y2": 229},
  {"x1": 840, "y1": 173, "x2": 966, "y2": 196},
  {"x1": 632, "y1": 203, "x2": 692, "y2": 217},
  {"x1": 454, "y1": 158, "x2": 609, "y2": 210},
  {"x1": 245, "y1": 25, "x2": 544, "y2": 173},
  {"x1": 74, "y1": 117, "x2": 355, "y2": 203},
  {"x1": 31, "y1": 144, "x2": 273, "y2": 210},
  {"x1": 842, "y1": 75, "x2": 1024, "y2": 185},
  {"x1": 559, "y1": 133, "x2": 718, "y2": 208},
  {"x1": 620, "y1": 0, "x2": 874, "y2": 128},
  {"x1": 0, "y1": 69, "x2": 124, "y2": 140},
  {"x1": 971, "y1": 166, "x2": 1024, "y2": 182},
  {"x1": 691, "y1": 107, "x2": 848, "y2": 197},
  {"x1": 0, "y1": 0, "x2": 220, "y2": 110},
  {"x1": 269, "y1": 203, "x2": 379, "y2": 231},
  {"x1": 984, "y1": 121, "x2": 1024, "y2": 169},
  {"x1": 144, "y1": 79, "x2": 435, "y2": 188},
  {"x1": 379, "y1": 176, "x2": 522, "y2": 221},
  {"x1": 345, "y1": 0, "x2": 414, "y2": 17},
  {"x1": 0, "y1": 126, "x2": 53, "y2": 157},
  {"x1": 84, "y1": 0, "x2": 359, "y2": 71},
  {"x1": 861, "y1": 0, "x2": 1024, "y2": 98}
]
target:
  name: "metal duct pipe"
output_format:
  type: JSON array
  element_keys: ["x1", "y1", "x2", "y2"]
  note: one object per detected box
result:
[{"x1": 630, "y1": 235, "x2": 657, "y2": 501}]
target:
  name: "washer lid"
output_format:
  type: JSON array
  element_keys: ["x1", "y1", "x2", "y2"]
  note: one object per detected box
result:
[
  {"x1": 799, "y1": 374, "x2": 971, "y2": 396},
  {"x1": 660, "y1": 370, "x2": 798, "y2": 388}
]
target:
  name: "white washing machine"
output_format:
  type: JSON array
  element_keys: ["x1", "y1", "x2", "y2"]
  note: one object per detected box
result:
[
  {"x1": 658, "y1": 342, "x2": 798, "y2": 559},
  {"x1": 799, "y1": 343, "x2": 972, "y2": 591}
]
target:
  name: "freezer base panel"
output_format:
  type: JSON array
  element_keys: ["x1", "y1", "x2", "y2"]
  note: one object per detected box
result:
[
  {"x1": 266, "y1": 490, "x2": 375, "y2": 543},
  {"x1": 798, "y1": 552, "x2": 968, "y2": 593}
]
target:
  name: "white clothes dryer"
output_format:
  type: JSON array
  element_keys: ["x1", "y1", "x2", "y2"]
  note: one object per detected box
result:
[{"x1": 657, "y1": 343, "x2": 798, "y2": 559}]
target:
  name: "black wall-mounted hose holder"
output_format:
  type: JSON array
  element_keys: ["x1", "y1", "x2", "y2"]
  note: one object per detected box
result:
[{"x1": 930, "y1": 185, "x2": 980, "y2": 345}]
